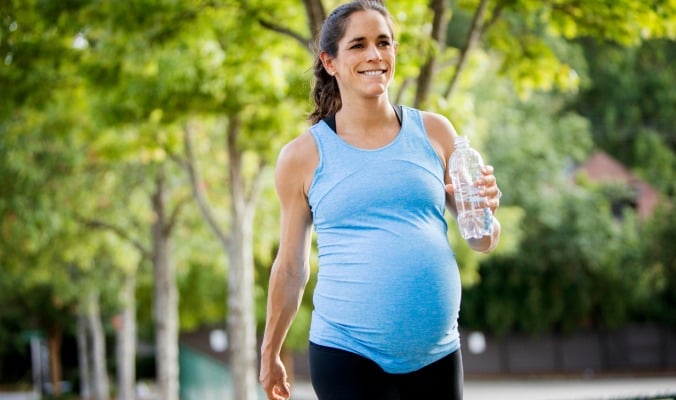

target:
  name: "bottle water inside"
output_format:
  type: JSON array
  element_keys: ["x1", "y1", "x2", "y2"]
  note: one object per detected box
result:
[{"x1": 448, "y1": 136, "x2": 493, "y2": 240}]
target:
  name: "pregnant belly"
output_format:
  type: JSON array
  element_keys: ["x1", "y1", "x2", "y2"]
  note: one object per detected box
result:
[{"x1": 312, "y1": 252, "x2": 461, "y2": 360}]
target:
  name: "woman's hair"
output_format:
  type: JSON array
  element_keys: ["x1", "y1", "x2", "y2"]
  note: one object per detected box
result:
[{"x1": 308, "y1": 0, "x2": 393, "y2": 124}]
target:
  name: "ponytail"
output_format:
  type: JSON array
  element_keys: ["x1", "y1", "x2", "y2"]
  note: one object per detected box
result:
[{"x1": 309, "y1": 59, "x2": 341, "y2": 124}]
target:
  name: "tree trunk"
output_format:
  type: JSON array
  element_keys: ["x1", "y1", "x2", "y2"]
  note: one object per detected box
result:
[
  {"x1": 227, "y1": 115, "x2": 259, "y2": 400},
  {"x1": 183, "y1": 116, "x2": 261, "y2": 399},
  {"x1": 302, "y1": 0, "x2": 326, "y2": 41},
  {"x1": 227, "y1": 203, "x2": 257, "y2": 400},
  {"x1": 86, "y1": 290, "x2": 110, "y2": 400},
  {"x1": 77, "y1": 313, "x2": 92, "y2": 399},
  {"x1": 47, "y1": 325, "x2": 63, "y2": 395},
  {"x1": 116, "y1": 273, "x2": 137, "y2": 400},
  {"x1": 414, "y1": 0, "x2": 448, "y2": 108},
  {"x1": 444, "y1": 0, "x2": 490, "y2": 99},
  {"x1": 152, "y1": 171, "x2": 180, "y2": 400}
]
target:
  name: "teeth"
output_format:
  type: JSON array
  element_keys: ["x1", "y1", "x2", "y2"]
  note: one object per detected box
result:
[{"x1": 362, "y1": 70, "x2": 384, "y2": 76}]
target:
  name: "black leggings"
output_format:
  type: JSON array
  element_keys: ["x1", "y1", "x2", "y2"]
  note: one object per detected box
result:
[{"x1": 309, "y1": 342, "x2": 463, "y2": 400}]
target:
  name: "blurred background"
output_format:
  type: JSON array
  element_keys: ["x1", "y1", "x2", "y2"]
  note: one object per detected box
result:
[{"x1": 1, "y1": 0, "x2": 674, "y2": 399}]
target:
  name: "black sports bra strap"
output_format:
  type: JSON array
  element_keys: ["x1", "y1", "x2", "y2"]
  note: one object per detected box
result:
[
  {"x1": 324, "y1": 113, "x2": 337, "y2": 133},
  {"x1": 323, "y1": 104, "x2": 403, "y2": 134},
  {"x1": 393, "y1": 104, "x2": 403, "y2": 125}
]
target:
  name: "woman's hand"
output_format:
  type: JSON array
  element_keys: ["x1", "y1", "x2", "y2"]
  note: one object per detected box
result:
[
  {"x1": 260, "y1": 355, "x2": 291, "y2": 400},
  {"x1": 446, "y1": 164, "x2": 502, "y2": 253}
]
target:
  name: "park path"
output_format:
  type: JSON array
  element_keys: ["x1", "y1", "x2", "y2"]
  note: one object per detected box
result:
[
  {"x1": 289, "y1": 376, "x2": 676, "y2": 400},
  {"x1": 2, "y1": 376, "x2": 674, "y2": 400}
]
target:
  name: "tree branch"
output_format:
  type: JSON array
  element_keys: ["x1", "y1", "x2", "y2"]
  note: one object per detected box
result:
[
  {"x1": 164, "y1": 194, "x2": 191, "y2": 237},
  {"x1": 302, "y1": 0, "x2": 326, "y2": 45},
  {"x1": 258, "y1": 0, "x2": 325, "y2": 53},
  {"x1": 444, "y1": 0, "x2": 490, "y2": 99},
  {"x1": 76, "y1": 215, "x2": 151, "y2": 260},
  {"x1": 394, "y1": 78, "x2": 412, "y2": 106},
  {"x1": 183, "y1": 121, "x2": 230, "y2": 248},
  {"x1": 258, "y1": 18, "x2": 311, "y2": 50},
  {"x1": 245, "y1": 158, "x2": 268, "y2": 216},
  {"x1": 481, "y1": 0, "x2": 507, "y2": 36}
]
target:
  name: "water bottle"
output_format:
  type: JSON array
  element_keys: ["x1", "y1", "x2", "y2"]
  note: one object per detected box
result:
[{"x1": 448, "y1": 136, "x2": 493, "y2": 240}]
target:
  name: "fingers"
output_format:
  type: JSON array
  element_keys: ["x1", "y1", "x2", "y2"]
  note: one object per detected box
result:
[
  {"x1": 271, "y1": 381, "x2": 292, "y2": 400},
  {"x1": 275, "y1": 382, "x2": 292, "y2": 399},
  {"x1": 488, "y1": 192, "x2": 501, "y2": 213},
  {"x1": 479, "y1": 165, "x2": 501, "y2": 213},
  {"x1": 265, "y1": 382, "x2": 291, "y2": 400},
  {"x1": 446, "y1": 165, "x2": 502, "y2": 213}
]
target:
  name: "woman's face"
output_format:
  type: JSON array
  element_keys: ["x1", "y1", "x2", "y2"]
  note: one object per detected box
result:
[{"x1": 322, "y1": 9, "x2": 396, "y2": 100}]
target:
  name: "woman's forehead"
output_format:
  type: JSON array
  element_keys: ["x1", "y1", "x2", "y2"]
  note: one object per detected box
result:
[{"x1": 342, "y1": 9, "x2": 393, "y2": 39}]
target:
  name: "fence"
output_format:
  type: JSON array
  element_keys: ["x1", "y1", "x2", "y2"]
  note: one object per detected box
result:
[{"x1": 461, "y1": 324, "x2": 676, "y2": 376}]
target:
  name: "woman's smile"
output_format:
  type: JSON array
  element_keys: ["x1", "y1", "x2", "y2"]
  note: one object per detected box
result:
[{"x1": 360, "y1": 69, "x2": 386, "y2": 76}]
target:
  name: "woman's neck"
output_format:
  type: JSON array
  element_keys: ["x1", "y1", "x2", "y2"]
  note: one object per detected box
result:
[
  {"x1": 333, "y1": 97, "x2": 401, "y2": 149},
  {"x1": 336, "y1": 96, "x2": 397, "y2": 134}
]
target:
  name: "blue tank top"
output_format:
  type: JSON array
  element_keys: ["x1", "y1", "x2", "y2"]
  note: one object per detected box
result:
[{"x1": 307, "y1": 106, "x2": 461, "y2": 374}]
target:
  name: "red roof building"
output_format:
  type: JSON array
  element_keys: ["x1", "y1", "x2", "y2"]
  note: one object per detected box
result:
[{"x1": 577, "y1": 151, "x2": 660, "y2": 218}]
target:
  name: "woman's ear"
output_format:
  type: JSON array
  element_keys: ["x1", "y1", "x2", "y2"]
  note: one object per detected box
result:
[{"x1": 320, "y1": 51, "x2": 335, "y2": 76}]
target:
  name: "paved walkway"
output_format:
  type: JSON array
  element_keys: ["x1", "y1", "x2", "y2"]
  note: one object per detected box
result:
[
  {"x1": 289, "y1": 376, "x2": 676, "y2": 400},
  {"x1": 2, "y1": 376, "x2": 674, "y2": 399},
  {"x1": 463, "y1": 377, "x2": 676, "y2": 400},
  {"x1": 0, "y1": 394, "x2": 37, "y2": 400}
]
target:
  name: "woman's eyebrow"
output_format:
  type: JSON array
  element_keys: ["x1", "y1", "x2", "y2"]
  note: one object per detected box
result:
[
  {"x1": 347, "y1": 33, "x2": 392, "y2": 44},
  {"x1": 347, "y1": 36, "x2": 366, "y2": 44}
]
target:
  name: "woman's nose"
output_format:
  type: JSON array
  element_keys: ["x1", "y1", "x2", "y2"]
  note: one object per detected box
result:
[{"x1": 367, "y1": 45, "x2": 383, "y2": 62}]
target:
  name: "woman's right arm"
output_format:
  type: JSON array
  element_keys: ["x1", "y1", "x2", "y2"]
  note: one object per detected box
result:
[{"x1": 259, "y1": 132, "x2": 317, "y2": 400}]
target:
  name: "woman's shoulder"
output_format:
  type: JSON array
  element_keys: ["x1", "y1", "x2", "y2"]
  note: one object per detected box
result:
[
  {"x1": 418, "y1": 110, "x2": 455, "y2": 133},
  {"x1": 417, "y1": 110, "x2": 458, "y2": 152},
  {"x1": 277, "y1": 129, "x2": 318, "y2": 167},
  {"x1": 401, "y1": 107, "x2": 455, "y2": 134},
  {"x1": 275, "y1": 130, "x2": 319, "y2": 192}
]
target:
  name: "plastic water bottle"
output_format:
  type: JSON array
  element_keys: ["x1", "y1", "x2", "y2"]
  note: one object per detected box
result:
[{"x1": 448, "y1": 136, "x2": 493, "y2": 240}]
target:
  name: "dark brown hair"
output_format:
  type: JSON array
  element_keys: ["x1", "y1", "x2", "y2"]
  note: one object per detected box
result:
[{"x1": 308, "y1": 0, "x2": 393, "y2": 124}]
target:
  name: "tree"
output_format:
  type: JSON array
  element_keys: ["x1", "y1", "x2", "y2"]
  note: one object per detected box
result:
[{"x1": 178, "y1": 3, "x2": 311, "y2": 396}]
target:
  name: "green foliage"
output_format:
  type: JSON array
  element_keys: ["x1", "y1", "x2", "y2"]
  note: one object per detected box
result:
[
  {"x1": 452, "y1": 0, "x2": 676, "y2": 99},
  {"x1": 0, "y1": 0, "x2": 86, "y2": 117},
  {"x1": 486, "y1": 17, "x2": 581, "y2": 98},
  {"x1": 178, "y1": 261, "x2": 227, "y2": 331},
  {"x1": 461, "y1": 186, "x2": 648, "y2": 335},
  {"x1": 634, "y1": 129, "x2": 676, "y2": 196},
  {"x1": 541, "y1": 0, "x2": 675, "y2": 45},
  {"x1": 639, "y1": 204, "x2": 676, "y2": 328},
  {"x1": 572, "y1": 39, "x2": 676, "y2": 194}
]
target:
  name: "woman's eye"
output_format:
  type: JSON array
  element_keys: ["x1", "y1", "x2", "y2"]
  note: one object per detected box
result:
[{"x1": 379, "y1": 41, "x2": 391, "y2": 47}]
